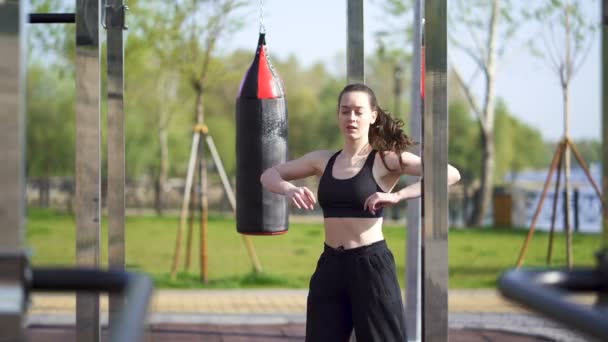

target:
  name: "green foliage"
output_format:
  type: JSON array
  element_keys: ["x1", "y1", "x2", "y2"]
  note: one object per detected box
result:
[
  {"x1": 28, "y1": 0, "x2": 75, "y2": 69},
  {"x1": 124, "y1": 36, "x2": 193, "y2": 178},
  {"x1": 494, "y1": 100, "x2": 550, "y2": 182},
  {"x1": 372, "y1": 0, "x2": 414, "y2": 62},
  {"x1": 448, "y1": 101, "x2": 481, "y2": 182},
  {"x1": 26, "y1": 1, "x2": 76, "y2": 179},
  {"x1": 449, "y1": 99, "x2": 550, "y2": 184},
  {"x1": 366, "y1": 54, "x2": 411, "y2": 124},
  {"x1": 570, "y1": 139, "x2": 602, "y2": 165},
  {"x1": 448, "y1": 0, "x2": 519, "y2": 53},
  {"x1": 26, "y1": 65, "x2": 75, "y2": 178}
]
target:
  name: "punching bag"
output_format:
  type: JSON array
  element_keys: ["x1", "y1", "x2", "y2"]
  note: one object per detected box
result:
[{"x1": 236, "y1": 33, "x2": 288, "y2": 235}]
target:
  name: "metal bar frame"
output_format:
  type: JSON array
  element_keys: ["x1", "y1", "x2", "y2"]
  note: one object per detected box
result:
[
  {"x1": 599, "y1": 0, "x2": 608, "y2": 308},
  {"x1": 32, "y1": 268, "x2": 153, "y2": 342},
  {"x1": 346, "y1": 2, "x2": 365, "y2": 340},
  {"x1": 28, "y1": 13, "x2": 75, "y2": 24},
  {"x1": 602, "y1": 0, "x2": 608, "y2": 249},
  {"x1": 0, "y1": 0, "x2": 27, "y2": 340},
  {"x1": 498, "y1": 267, "x2": 608, "y2": 341},
  {"x1": 105, "y1": 0, "x2": 128, "y2": 329},
  {"x1": 406, "y1": 0, "x2": 423, "y2": 341},
  {"x1": 347, "y1": 0, "x2": 364, "y2": 84},
  {"x1": 422, "y1": 0, "x2": 448, "y2": 341},
  {"x1": 75, "y1": 0, "x2": 102, "y2": 340}
]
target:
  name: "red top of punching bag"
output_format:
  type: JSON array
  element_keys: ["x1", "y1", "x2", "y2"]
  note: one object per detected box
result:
[{"x1": 237, "y1": 33, "x2": 285, "y2": 99}]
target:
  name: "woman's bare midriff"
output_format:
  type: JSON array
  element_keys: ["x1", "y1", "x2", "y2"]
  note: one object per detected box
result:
[{"x1": 323, "y1": 217, "x2": 385, "y2": 249}]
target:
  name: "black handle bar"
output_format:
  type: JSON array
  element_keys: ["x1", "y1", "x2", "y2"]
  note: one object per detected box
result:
[
  {"x1": 31, "y1": 268, "x2": 153, "y2": 342},
  {"x1": 498, "y1": 267, "x2": 608, "y2": 341}
]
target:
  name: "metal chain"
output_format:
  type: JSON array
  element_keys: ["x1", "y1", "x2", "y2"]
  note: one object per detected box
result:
[{"x1": 259, "y1": 0, "x2": 266, "y2": 34}]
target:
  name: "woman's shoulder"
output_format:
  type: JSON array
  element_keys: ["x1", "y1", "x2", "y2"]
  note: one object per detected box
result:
[
  {"x1": 302, "y1": 150, "x2": 338, "y2": 173},
  {"x1": 376, "y1": 150, "x2": 420, "y2": 171}
]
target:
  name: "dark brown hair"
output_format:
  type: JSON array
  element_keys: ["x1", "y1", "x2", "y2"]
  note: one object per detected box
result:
[{"x1": 338, "y1": 83, "x2": 415, "y2": 171}]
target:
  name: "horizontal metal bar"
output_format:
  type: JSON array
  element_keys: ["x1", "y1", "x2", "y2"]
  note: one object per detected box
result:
[
  {"x1": 28, "y1": 13, "x2": 75, "y2": 24},
  {"x1": 31, "y1": 268, "x2": 153, "y2": 342},
  {"x1": 498, "y1": 268, "x2": 608, "y2": 341}
]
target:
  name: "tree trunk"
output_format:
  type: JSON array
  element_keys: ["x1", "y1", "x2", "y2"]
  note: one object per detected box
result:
[
  {"x1": 39, "y1": 161, "x2": 51, "y2": 208},
  {"x1": 563, "y1": 2, "x2": 573, "y2": 268},
  {"x1": 39, "y1": 177, "x2": 50, "y2": 208},
  {"x1": 470, "y1": 131, "x2": 495, "y2": 225},
  {"x1": 468, "y1": 0, "x2": 499, "y2": 226},
  {"x1": 195, "y1": 89, "x2": 209, "y2": 284},
  {"x1": 155, "y1": 126, "x2": 170, "y2": 216},
  {"x1": 154, "y1": 178, "x2": 161, "y2": 215},
  {"x1": 462, "y1": 178, "x2": 470, "y2": 227}
]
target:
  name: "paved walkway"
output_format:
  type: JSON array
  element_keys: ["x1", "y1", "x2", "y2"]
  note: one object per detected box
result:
[
  {"x1": 26, "y1": 289, "x2": 597, "y2": 341},
  {"x1": 28, "y1": 289, "x2": 523, "y2": 314}
]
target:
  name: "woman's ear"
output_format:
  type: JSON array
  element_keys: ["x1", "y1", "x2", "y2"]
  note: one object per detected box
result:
[{"x1": 371, "y1": 110, "x2": 378, "y2": 124}]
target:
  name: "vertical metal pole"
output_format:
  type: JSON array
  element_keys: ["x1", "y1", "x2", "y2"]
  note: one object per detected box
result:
[
  {"x1": 422, "y1": 0, "x2": 448, "y2": 341},
  {"x1": 75, "y1": 0, "x2": 101, "y2": 341},
  {"x1": 105, "y1": 0, "x2": 127, "y2": 328},
  {"x1": 347, "y1": 0, "x2": 364, "y2": 84},
  {"x1": 0, "y1": 0, "x2": 27, "y2": 340},
  {"x1": 602, "y1": 0, "x2": 608, "y2": 249},
  {"x1": 347, "y1": 2, "x2": 364, "y2": 340},
  {"x1": 597, "y1": 0, "x2": 608, "y2": 309},
  {"x1": 406, "y1": 1, "x2": 423, "y2": 340}
]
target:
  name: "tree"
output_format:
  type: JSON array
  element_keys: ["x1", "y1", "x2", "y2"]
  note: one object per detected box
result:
[
  {"x1": 377, "y1": 0, "x2": 522, "y2": 225},
  {"x1": 524, "y1": 0, "x2": 598, "y2": 265},
  {"x1": 27, "y1": 0, "x2": 75, "y2": 208},
  {"x1": 372, "y1": 0, "x2": 414, "y2": 126},
  {"x1": 494, "y1": 100, "x2": 549, "y2": 183},
  {"x1": 126, "y1": 0, "x2": 248, "y2": 214},
  {"x1": 448, "y1": 100, "x2": 481, "y2": 223},
  {"x1": 26, "y1": 65, "x2": 75, "y2": 207},
  {"x1": 448, "y1": 0, "x2": 519, "y2": 225}
]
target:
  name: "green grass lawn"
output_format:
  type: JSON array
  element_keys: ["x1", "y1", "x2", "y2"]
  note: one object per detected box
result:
[{"x1": 26, "y1": 208, "x2": 603, "y2": 289}]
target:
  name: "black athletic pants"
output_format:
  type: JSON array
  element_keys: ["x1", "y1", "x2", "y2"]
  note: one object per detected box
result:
[{"x1": 305, "y1": 240, "x2": 406, "y2": 342}]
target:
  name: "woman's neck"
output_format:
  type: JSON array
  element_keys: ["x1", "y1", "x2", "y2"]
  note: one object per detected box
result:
[{"x1": 341, "y1": 140, "x2": 371, "y2": 159}]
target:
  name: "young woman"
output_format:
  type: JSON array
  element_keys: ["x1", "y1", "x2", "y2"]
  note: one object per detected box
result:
[{"x1": 260, "y1": 83, "x2": 461, "y2": 342}]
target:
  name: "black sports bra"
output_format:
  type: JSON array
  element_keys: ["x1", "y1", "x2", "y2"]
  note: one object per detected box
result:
[{"x1": 317, "y1": 150, "x2": 385, "y2": 218}]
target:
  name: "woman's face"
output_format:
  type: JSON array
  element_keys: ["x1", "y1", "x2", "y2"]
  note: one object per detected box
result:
[{"x1": 338, "y1": 91, "x2": 377, "y2": 141}]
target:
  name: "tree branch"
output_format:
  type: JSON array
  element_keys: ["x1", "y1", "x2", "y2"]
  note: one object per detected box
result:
[
  {"x1": 449, "y1": 31, "x2": 486, "y2": 71},
  {"x1": 451, "y1": 64, "x2": 486, "y2": 132},
  {"x1": 541, "y1": 32, "x2": 562, "y2": 77},
  {"x1": 457, "y1": 0, "x2": 486, "y2": 58},
  {"x1": 572, "y1": 28, "x2": 596, "y2": 77}
]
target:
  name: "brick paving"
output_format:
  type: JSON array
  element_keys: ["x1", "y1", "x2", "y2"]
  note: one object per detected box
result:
[
  {"x1": 26, "y1": 324, "x2": 556, "y2": 342},
  {"x1": 24, "y1": 289, "x2": 598, "y2": 341}
]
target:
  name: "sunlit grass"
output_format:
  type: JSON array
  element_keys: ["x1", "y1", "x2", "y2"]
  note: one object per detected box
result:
[{"x1": 26, "y1": 207, "x2": 603, "y2": 289}]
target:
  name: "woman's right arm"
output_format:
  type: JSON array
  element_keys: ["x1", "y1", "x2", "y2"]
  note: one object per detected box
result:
[{"x1": 260, "y1": 150, "x2": 327, "y2": 210}]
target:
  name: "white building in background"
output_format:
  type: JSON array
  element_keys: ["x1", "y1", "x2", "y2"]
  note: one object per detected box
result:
[{"x1": 506, "y1": 163, "x2": 603, "y2": 234}]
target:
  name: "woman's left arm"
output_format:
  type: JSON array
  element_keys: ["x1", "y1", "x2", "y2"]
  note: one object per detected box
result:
[
  {"x1": 400, "y1": 151, "x2": 461, "y2": 179},
  {"x1": 364, "y1": 151, "x2": 461, "y2": 214}
]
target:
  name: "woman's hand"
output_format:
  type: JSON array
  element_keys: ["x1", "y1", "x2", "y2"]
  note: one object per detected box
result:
[
  {"x1": 363, "y1": 192, "x2": 400, "y2": 215},
  {"x1": 286, "y1": 186, "x2": 316, "y2": 210}
]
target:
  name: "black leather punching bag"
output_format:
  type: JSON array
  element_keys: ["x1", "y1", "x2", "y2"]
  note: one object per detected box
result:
[{"x1": 236, "y1": 33, "x2": 288, "y2": 235}]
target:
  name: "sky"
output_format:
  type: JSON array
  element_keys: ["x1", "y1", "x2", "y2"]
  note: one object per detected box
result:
[{"x1": 223, "y1": 0, "x2": 602, "y2": 142}]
